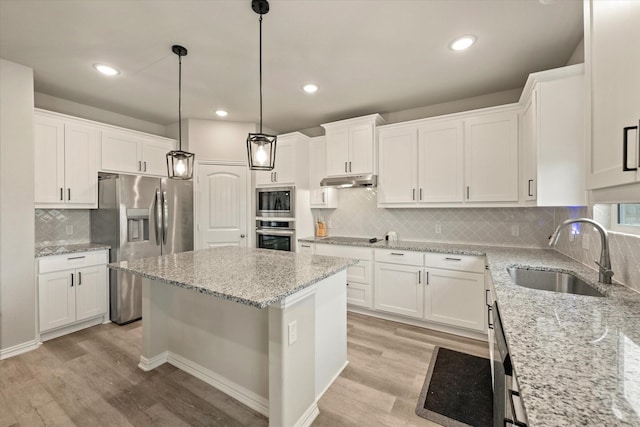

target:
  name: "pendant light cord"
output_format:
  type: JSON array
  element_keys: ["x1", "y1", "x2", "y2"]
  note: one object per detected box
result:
[
  {"x1": 259, "y1": 15, "x2": 263, "y2": 134},
  {"x1": 178, "y1": 53, "x2": 183, "y2": 151}
]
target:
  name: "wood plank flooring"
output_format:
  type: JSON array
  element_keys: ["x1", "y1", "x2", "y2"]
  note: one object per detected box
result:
[{"x1": 0, "y1": 312, "x2": 488, "y2": 427}]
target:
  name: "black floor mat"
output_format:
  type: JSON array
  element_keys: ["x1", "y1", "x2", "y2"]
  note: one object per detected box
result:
[{"x1": 415, "y1": 346, "x2": 493, "y2": 427}]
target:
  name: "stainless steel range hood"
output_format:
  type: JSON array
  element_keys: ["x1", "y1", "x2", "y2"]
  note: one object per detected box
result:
[{"x1": 320, "y1": 174, "x2": 377, "y2": 188}]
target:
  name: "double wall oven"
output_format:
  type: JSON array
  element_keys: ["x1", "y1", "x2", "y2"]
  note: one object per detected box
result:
[{"x1": 256, "y1": 186, "x2": 296, "y2": 252}]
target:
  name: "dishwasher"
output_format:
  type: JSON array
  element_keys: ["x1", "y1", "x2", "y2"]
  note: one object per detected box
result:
[{"x1": 491, "y1": 302, "x2": 529, "y2": 427}]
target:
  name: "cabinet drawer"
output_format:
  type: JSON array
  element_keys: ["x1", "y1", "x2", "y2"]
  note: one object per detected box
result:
[
  {"x1": 346, "y1": 282, "x2": 372, "y2": 308},
  {"x1": 315, "y1": 243, "x2": 373, "y2": 261},
  {"x1": 374, "y1": 249, "x2": 423, "y2": 266},
  {"x1": 38, "y1": 250, "x2": 108, "y2": 274},
  {"x1": 423, "y1": 252, "x2": 485, "y2": 273},
  {"x1": 348, "y1": 260, "x2": 372, "y2": 285}
]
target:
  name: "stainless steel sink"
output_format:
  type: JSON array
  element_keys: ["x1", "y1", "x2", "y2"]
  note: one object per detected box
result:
[{"x1": 506, "y1": 267, "x2": 605, "y2": 297}]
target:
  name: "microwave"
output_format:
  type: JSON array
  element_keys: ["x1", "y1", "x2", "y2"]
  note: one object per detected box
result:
[{"x1": 256, "y1": 186, "x2": 295, "y2": 217}]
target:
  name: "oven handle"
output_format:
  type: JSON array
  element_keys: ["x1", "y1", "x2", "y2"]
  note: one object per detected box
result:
[{"x1": 256, "y1": 229, "x2": 295, "y2": 236}]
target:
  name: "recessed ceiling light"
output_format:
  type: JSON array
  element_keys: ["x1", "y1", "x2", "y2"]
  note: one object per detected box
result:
[
  {"x1": 303, "y1": 84, "x2": 319, "y2": 94},
  {"x1": 93, "y1": 63, "x2": 120, "y2": 76},
  {"x1": 215, "y1": 110, "x2": 228, "y2": 117},
  {"x1": 449, "y1": 35, "x2": 477, "y2": 51}
]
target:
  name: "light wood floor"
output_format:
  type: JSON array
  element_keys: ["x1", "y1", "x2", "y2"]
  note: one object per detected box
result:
[{"x1": 0, "y1": 312, "x2": 488, "y2": 427}]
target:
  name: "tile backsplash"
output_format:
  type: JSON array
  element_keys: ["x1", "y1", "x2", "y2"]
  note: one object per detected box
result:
[
  {"x1": 312, "y1": 188, "x2": 556, "y2": 248},
  {"x1": 554, "y1": 206, "x2": 640, "y2": 293},
  {"x1": 35, "y1": 209, "x2": 91, "y2": 247}
]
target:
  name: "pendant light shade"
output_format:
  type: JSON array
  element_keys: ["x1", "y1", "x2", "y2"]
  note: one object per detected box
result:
[
  {"x1": 247, "y1": 0, "x2": 277, "y2": 170},
  {"x1": 167, "y1": 44, "x2": 195, "y2": 180}
]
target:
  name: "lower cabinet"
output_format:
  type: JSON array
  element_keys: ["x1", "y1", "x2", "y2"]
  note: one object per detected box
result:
[
  {"x1": 37, "y1": 250, "x2": 108, "y2": 338},
  {"x1": 374, "y1": 263, "x2": 423, "y2": 318}
]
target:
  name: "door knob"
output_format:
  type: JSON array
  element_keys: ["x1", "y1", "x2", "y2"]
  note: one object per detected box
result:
[{"x1": 240, "y1": 234, "x2": 246, "y2": 238}]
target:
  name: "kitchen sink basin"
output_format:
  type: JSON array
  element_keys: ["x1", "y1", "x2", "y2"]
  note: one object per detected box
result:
[{"x1": 506, "y1": 267, "x2": 605, "y2": 298}]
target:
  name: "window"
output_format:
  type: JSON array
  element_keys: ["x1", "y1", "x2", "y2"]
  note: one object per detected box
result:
[{"x1": 611, "y1": 203, "x2": 640, "y2": 235}]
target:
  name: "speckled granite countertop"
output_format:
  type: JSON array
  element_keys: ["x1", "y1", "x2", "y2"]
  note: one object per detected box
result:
[
  {"x1": 35, "y1": 243, "x2": 111, "y2": 258},
  {"x1": 108, "y1": 246, "x2": 357, "y2": 309},
  {"x1": 300, "y1": 236, "x2": 640, "y2": 426}
]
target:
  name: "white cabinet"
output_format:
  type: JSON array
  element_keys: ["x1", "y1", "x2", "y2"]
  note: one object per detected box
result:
[
  {"x1": 37, "y1": 250, "x2": 108, "y2": 339},
  {"x1": 315, "y1": 243, "x2": 373, "y2": 308},
  {"x1": 520, "y1": 65, "x2": 586, "y2": 206},
  {"x1": 255, "y1": 132, "x2": 309, "y2": 186},
  {"x1": 586, "y1": 0, "x2": 640, "y2": 190},
  {"x1": 374, "y1": 250, "x2": 424, "y2": 319},
  {"x1": 465, "y1": 111, "x2": 519, "y2": 202},
  {"x1": 101, "y1": 130, "x2": 175, "y2": 177},
  {"x1": 297, "y1": 242, "x2": 315, "y2": 254},
  {"x1": 322, "y1": 114, "x2": 384, "y2": 177},
  {"x1": 34, "y1": 112, "x2": 98, "y2": 208},
  {"x1": 378, "y1": 119, "x2": 464, "y2": 205},
  {"x1": 309, "y1": 136, "x2": 338, "y2": 208}
]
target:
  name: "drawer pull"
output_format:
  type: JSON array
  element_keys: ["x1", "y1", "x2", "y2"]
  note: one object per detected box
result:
[
  {"x1": 390, "y1": 252, "x2": 405, "y2": 256},
  {"x1": 67, "y1": 256, "x2": 86, "y2": 260},
  {"x1": 70, "y1": 273, "x2": 74, "y2": 287},
  {"x1": 426, "y1": 271, "x2": 429, "y2": 285},
  {"x1": 418, "y1": 270, "x2": 421, "y2": 284},
  {"x1": 78, "y1": 271, "x2": 82, "y2": 285},
  {"x1": 445, "y1": 257, "x2": 462, "y2": 261},
  {"x1": 301, "y1": 245, "x2": 311, "y2": 248}
]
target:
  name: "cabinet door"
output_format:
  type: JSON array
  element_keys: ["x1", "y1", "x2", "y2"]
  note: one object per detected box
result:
[
  {"x1": 349, "y1": 123, "x2": 375, "y2": 175},
  {"x1": 34, "y1": 116, "x2": 65, "y2": 204},
  {"x1": 325, "y1": 127, "x2": 349, "y2": 176},
  {"x1": 465, "y1": 112, "x2": 519, "y2": 202},
  {"x1": 255, "y1": 170, "x2": 274, "y2": 186},
  {"x1": 64, "y1": 123, "x2": 98, "y2": 206},
  {"x1": 309, "y1": 137, "x2": 337, "y2": 207},
  {"x1": 423, "y1": 268, "x2": 485, "y2": 332},
  {"x1": 101, "y1": 131, "x2": 141, "y2": 174},
  {"x1": 521, "y1": 90, "x2": 538, "y2": 201},
  {"x1": 141, "y1": 140, "x2": 173, "y2": 177},
  {"x1": 346, "y1": 282, "x2": 372, "y2": 308},
  {"x1": 273, "y1": 139, "x2": 294, "y2": 184},
  {"x1": 418, "y1": 120, "x2": 464, "y2": 203},
  {"x1": 378, "y1": 127, "x2": 417, "y2": 204},
  {"x1": 39, "y1": 270, "x2": 76, "y2": 332},
  {"x1": 587, "y1": 0, "x2": 640, "y2": 189},
  {"x1": 374, "y1": 263, "x2": 423, "y2": 319},
  {"x1": 75, "y1": 265, "x2": 107, "y2": 321}
]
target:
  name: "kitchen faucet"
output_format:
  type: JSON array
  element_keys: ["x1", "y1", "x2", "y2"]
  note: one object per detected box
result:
[{"x1": 548, "y1": 218, "x2": 613, "y2": 284}]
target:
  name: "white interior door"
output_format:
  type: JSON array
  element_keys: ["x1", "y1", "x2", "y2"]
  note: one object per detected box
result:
[{"x1": 196, "y1": 163, "x2": 249, "y2": 249}]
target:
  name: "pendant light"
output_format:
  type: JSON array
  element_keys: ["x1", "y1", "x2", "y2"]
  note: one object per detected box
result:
[
  {"x1": 167, "y1": 44, "x2": 195, "y2": 180},
  {"x1": 247, "y1": 0, "x2": 277, "y2": 171}
]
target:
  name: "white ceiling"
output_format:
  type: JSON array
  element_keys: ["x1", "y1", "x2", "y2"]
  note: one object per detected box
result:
[{"x1": 0, "y1": 0, "x2": 583, "y2": 134}]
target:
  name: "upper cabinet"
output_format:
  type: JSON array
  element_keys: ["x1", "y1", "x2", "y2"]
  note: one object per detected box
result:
[
  {"x1": 586, "y1": 0, "x2": 640, "y2": 190},
  {"x1": 464, "y1": 110, "x2": 519, "y2": 203},
  {"x1": 520, "y1": 65, "x2": 586, "y2": 206},
  {"x1": 255, "y1": 132, "x2": 309, "y2": 187},
  {"x1": 309, "y1": 136, "x2": 338, "y2": 208},
  {"x1": 101, "y1": 130, "x2": 175, "y2": 177},
  {"x1": 34, "y1": 111, "x2": 99, "y2": 208},
  {"x1": 322, "y1": 114, "x2": 385, "y2": 177}
]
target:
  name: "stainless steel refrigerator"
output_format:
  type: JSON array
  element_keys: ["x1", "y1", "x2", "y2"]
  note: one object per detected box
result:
[{"x1": 91, "y1": 173, "x2": 193, "y2": 324}]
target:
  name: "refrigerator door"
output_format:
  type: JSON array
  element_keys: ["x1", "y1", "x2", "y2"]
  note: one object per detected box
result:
[{"x1": 160, "y1": 178, "x2": 194, "y2": 255}]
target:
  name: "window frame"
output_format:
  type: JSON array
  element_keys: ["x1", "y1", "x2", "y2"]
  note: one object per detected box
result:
[{"x1": 609, "y1": 204, "x2": 640, "y2": 236}]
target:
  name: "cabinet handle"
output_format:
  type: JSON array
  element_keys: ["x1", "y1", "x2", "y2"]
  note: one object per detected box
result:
[
  {"x1": 67, "y1": 188, "x2": 71, "y2": 201},
  {"x1": 344, "y1": 162, "x2": 348, "y2": 173},
  {"x1": 274, "y1": 172, "x2": 277, "y2": 182},
  {"x1": 419, "y1": 188, "x2": 423, "y2": 201},
  {"x1": 418, "y1": 270, "x2": 421, "y2": 284},
  {"x1": 412, "y1": 188, "x2": 416, "y2": 200},
  {"x1": 70, "y1": 273, "x2": 74, "y2": 287},
  {"x1": 322, "y1": 191, "x2": 326, "y2": 203},
  {"x1": 488, "y1": 305, "x2": 494, "y2": 329},
  {"x1": 349, "y1": 161, "x2": 352, "y2": 172},
  {"x1": 528, "y1": 179, "x2": 534, "y2": 197},
  {"x1": 78, "y1": 271, "x2": 82, "y2": 285},
  {"x1": 485, "y1": 289, "x2": 491, "y2": 306},
  {"x1": 301, "y1": 244, "x2": 311, "y2": 248},
  {"x1": 622, "y1": 125, "x2": 639, "y2": 171},
  {"x1": 445, "y1": 257, "x2": 462, "y2": 261},
  {"x1": 467, "y1": 186, "x2": 470, "y2": 199},
  {"x1": 143, "y1": 161, "x2": 147, "y2": 172},
  {"x1": 390, "y1": 252, "x2": 404, "y2": 256},
  {"x1": 426, "y1": 271, "x2": 429, "y2": 285},
  {"x1": 138, "y1": 160, "x2": 142, "y2": 171},
  {"x1": 60, "y1": 188, "x2": 63, "y2": 201},
  {"x1": 67, "y1": 256, "x2": 85, "y2": 260}
]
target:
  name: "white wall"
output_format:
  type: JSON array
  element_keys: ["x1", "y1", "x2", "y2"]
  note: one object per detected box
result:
[{"x1": 0, "y1": 59, "x2": 36, "y2": 355}]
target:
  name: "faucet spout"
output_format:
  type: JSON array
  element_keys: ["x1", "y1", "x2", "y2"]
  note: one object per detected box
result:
[{"x1": 548, "y1": 218, "x2": 613, "y2": 284}]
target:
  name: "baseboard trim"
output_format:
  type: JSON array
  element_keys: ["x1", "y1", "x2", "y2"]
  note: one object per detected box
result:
[
  {"x1": 316, "y1": 360, "x2": 348, "y2": 401},
  {"x1": 167, "y1": 352, "x2": 270, "y2": 417},
  {"x1": 138, "y1": 351, "x2": 168, "y2": 371},
  {"x1": 0, "y1": 339, "x2": 40, "y2": 360},
  {"x1": 294, "y1": 402, "x2": 320, "y2": 427},
  {"x1": 40, "y1": 315, "x2": 106, "y2": 342}
]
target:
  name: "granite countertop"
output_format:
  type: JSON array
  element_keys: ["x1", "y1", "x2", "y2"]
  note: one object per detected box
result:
[
  {"x1": 108, "y1": 246, "x2": 357, "y2": 309},
  {"x1": 35, "y1": 243, "x2": 111, "y2": 258},
  {"x1": 299, "y1": 236, "x2": 640, "y2": 426}
]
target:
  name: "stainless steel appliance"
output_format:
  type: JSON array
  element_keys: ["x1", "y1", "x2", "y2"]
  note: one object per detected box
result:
[
  {"x1": 256, "y1": 218, "x2": 295, "y2": 251},
  {"x1": 91, "y1": 173, "x2": 193, "y2": 324},
  {"x1": 256, "y1": 186, "x2": 295, "y2": 217},
  {"x1": 491, "y1": 302, "x2": 528, "y2": 427}
]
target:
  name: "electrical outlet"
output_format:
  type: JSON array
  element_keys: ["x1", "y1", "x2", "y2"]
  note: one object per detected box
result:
[
  {"x1": 582, "y1": 236, "x2": 590, "y2": 250},
  {"x1": 288, "y1": 320, "x2": 297, "y2": 345},
  {"x1": 511, "y1": 225, "x2": 520, "y2": 237},
  {"x1": 327, "y1": 220, "x2": 332, "y2": 229},
  {"x1": 435, "y1": 223, "x2": 442, "y2": 234},
  {"x1": 66, "y1": 225, "x2": 73, "y2": 235}
]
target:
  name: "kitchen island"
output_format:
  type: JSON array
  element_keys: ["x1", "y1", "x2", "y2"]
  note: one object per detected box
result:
[{"x1": 109, "y1": 246, "x2": 356, "y2": 427}]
